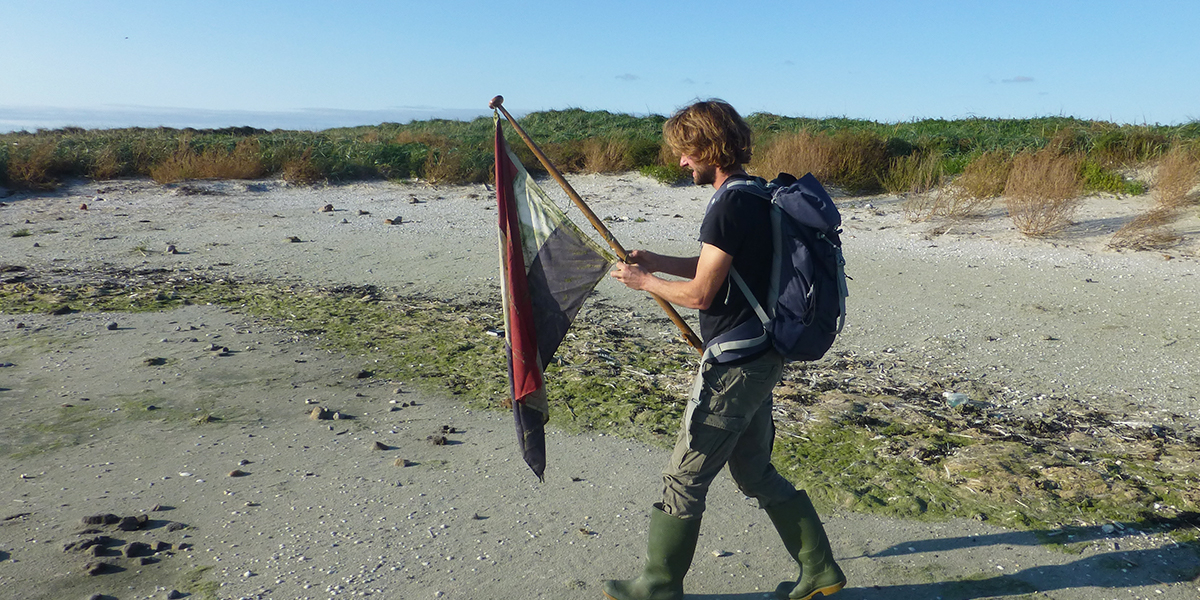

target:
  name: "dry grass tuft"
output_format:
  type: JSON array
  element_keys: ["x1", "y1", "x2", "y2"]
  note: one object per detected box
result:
[
  {"x1": 280, "y1": 148, "x2": 323, "y2": 184},
  {"x1": 954, "y1": 151, "x2": 1012, "y2": 200},
  {"x1": 6, "y1": 138, "x2": 61, "y2": 189},
  {"x1": 422, "y1": 147, "x2": 466, "y2": 183},
  {"x1": 150, "y1": 138, "x2": 266, "y2": 183},
  {"x1": 1153, "y1": 145, "x2": 1200, "y2": 210},
  {"x1": 582, "y1": 137, "x2": 632, "y2": 173},
  {"x1": 883, "y1": 151, "x2": 943, "y2": 195},
  {"x1": 751, "y1": 130, "x2": 888, "y2": 192},
  {"x1": 1003, "y1": 150, "x2": 1083, "y2": 236},
  {"x1": 1108, "y1": 207, "x2": 1183, "y2": 250},
  {"x1": 88, "y1": 146, "x2": 124, "y2": 180}
]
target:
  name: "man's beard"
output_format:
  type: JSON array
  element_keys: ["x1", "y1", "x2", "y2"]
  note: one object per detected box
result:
[{"x1": 691, "y1": 163, "x2": 716, "y2": 186}]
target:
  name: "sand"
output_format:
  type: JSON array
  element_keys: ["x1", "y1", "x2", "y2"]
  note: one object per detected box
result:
[{"x1": 1, "y1": 175, "x2": 1198, "y2": 600}]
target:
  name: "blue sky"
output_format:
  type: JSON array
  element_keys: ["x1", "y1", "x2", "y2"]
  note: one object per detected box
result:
[{"x1": 2, "y1": 0, "x2": 1197, "y2": 132}]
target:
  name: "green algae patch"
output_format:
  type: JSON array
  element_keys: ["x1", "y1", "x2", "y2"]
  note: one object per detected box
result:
[{"x1": 3, "y1": 274, "x2": 1199, "y2": 540}]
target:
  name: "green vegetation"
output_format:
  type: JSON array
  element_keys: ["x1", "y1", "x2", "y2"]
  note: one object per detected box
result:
[
  {"x1": 3, "y1": 112, "x2": 1196, "y2": 200},
  {"x1": 3, "y1": 276, "x2": 1198, "y2": 540},
  {"x1": 10, "y1": 228, "x2": 31, "y2": 237}
]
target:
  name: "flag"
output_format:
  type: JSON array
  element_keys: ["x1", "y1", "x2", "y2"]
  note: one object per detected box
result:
[{"x1": 494, "y1": 116, "x2": 616, "y2": 480}]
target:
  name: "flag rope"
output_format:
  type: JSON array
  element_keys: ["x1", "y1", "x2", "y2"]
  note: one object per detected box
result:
[{"x1": 489, "y1": 95, "x2": 703, "y2": 353}]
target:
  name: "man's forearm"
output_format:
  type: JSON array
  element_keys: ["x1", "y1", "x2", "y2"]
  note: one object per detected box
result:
[{"x1": 646, "y1": 255, "x2": 699, "y2": 279}]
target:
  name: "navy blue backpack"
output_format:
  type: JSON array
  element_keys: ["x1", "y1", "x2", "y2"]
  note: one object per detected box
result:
[{"x1": 701, "y1": 172, "x2": 848, "y2": 363}]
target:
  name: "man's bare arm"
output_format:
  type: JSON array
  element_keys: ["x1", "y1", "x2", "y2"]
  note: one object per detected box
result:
[{"x1": 611, "y1": 243, "x2": 731, "y2": 310}]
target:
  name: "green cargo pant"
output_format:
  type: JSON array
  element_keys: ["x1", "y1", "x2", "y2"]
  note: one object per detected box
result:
[{"x1": 661, "y1": 349, "x2": 796, "y2": 520}]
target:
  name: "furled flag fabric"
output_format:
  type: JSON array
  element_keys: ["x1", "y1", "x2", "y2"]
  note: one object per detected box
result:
[{"x1": 494, "y1": 116, "x2": 616, "y2": 480}]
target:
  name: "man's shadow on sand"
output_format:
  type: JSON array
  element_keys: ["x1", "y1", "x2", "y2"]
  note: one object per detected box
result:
[{"x1": 684, "y1": 514, "x2": 1200, "y2": 599}]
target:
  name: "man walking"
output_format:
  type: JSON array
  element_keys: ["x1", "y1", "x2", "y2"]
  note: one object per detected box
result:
[{"x1": 606, "y1": 99, "x2": 846, "y2": 600}]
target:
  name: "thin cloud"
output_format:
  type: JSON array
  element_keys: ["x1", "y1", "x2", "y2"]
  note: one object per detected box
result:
[
  {"x1": 615, "y1": 73, "x2": 640, "y2": 81},
  {"x1": 1002, "y1": 76, "x2": 1035, "y2": 84}
]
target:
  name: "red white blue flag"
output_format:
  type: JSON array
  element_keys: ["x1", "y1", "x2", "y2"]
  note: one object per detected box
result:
[{"x1": 494, "y1": 117, "x2": 615, "y2": 480}]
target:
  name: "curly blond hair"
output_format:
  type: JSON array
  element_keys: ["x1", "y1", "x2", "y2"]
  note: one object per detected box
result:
[{"x1": 662, "y1": 99, "x2": 752, "y2": 170}]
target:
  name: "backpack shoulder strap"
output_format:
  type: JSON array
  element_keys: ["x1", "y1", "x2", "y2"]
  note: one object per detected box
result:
[{"x1": 730, "y1": 268, "x2": 770, "y2": 325}]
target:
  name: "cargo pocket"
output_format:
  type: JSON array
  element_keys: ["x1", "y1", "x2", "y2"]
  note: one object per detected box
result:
[{"x1": 686, "y1": 362, "x2": 751, "y2": 446}]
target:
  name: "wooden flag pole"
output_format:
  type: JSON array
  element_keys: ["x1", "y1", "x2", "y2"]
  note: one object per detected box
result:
[{"x1": 490, "y1": 95, "x2": 703, "y2": 353}]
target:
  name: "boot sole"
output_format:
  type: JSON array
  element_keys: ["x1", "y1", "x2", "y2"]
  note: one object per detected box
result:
[{"x1": 791, "y1": 580, "x2": 845, "y2": 600}]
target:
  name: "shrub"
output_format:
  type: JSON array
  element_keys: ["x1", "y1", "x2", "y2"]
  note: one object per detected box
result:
[
  {"x1": 1004, "y1": 150, "x2": 1083, "y2": 236},
  {"x1": 639, "y1": 164, "x2": 686, "y2": 185},
  {"x1": 1081, "y1": 160, "x2": 1145, "y2": 195},
  {"x1": 1153, "y1": 145, "x2": 1200, "y2": 209},
  {"x1": 752, "y1": 130, "x2": 888, "y2": 193}
]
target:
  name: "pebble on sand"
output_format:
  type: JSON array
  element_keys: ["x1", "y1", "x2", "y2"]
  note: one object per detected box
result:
[
  {"x1": 310, "y1": 406, "x2": 332, "y2": 420},
  {"x1": 228, "y1": 469, "x2": 248, "y2": 477},
  {"x1": 320, "y1": 204, "x2": 334, "y2": 212}
]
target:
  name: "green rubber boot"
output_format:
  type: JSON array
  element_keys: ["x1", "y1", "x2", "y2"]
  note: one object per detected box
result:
[
  {"x1": 765, "y1": 491, "x2": 847, "y2": 600},
  {"x1": 602, "y1": 504, "x2": 702, "y2": 600}
]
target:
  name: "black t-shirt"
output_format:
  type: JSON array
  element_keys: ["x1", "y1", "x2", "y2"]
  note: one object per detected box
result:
[{"x1": 697, "y1": 175, "x2": 773, "y2": 344}]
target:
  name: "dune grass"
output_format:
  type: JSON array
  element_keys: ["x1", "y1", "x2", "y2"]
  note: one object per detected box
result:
[{"x1": 3, "y1": 112, "x2": 1197, "y2": 244}]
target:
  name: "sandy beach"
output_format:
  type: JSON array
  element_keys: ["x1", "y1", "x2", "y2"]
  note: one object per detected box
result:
[{"x1": 1, "y1": 174, "x2": 1198, "y2": 600}]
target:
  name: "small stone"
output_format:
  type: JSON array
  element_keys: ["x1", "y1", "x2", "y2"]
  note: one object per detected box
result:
[
  {"x1": 427, "y1": 435, "x2": 448, "y2": 446},
  {"x1": 150, "y1": 504, "x2": 164, "y2": 511},
  {"x1": 238, "y1": 459, "x2": 250, "y2": 466},
  {"x1": 116, "y1": 516, "x2": 141, "y2": 531},
  {"x1": 143, "y1": 357, "x2": 166, "y2": 366},
  {"x1": 87, "y1": 594, "x2": 104, "y2": 600},
  {"x1": 166, "y1": 590, "x2": 185, "y2": 600},
  {"x1": 81, "y1": 514, "x2": 120, "y2": 526},
  {"x1": 1102, "y1": 523, "x2": 1116, "y2": 534},
  {"x1": 154, "y1": 541, "x2": 172, "y2": 552},
  {"x1": 354, "y1": 369, "x2": 372, "y2": 379},
  {"x1": 124, "y1": 541, "x2": 152, "y2": 557},
  {"x1": 105, "y1": 322, "x2": 118, "y2": 330},
  {"x1": 79, "y1": 203, "x2": 88, "y2": 210},
  {"x1": 228, "y1": 469, "x2": 248, "y2": 477},
  {"x1": 384, "y1": 216, "x2": 403, "y2": 225},
  {"x1": 309, "y1": 407, "x2": 331, "y2": 420},
  {"x1": 139, "y1": 556, "x2": 157, "y2": 565},
  {"x1": 373, "y1": 441, "x2": 390, "y2": 451},
  {"x1": 340, "y1": 218, "x2": 349, "y2": 224},
  {"x1": 711, "y1": 549, "x2": 732, "y2": 557},
  {"x1": 320, "y1": 204, "x2": 334, "y2": 212},
  {"x1": 358, "y1": 210, "x2": 369, "y2": 215},
  {"x1": 394, "y1": 458, "x2": 413, "y2": 467},
  {"x1": 332, "y1": 411, "x2": 345, "y2": 420},
  {"x1": 286, "y1": 235, "x2": 301, "y2": 243},
  {"x1": 165, "y1": 522, "x2": 186, "y2": 532},
  {"x1": 165, "y1": 244, "x2": 178, "y2": 254},
  {"x1": 83, "y1": 561, "x2": 112, "y2": 576}
]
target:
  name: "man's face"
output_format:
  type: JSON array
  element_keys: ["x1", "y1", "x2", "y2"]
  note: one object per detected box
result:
[{"x1": 680, "y1": 154, "x2": 717, "y2": 186}]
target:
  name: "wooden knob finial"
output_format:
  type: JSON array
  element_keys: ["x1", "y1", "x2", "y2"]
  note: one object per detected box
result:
[{"x1": 489, "y1": 95, "x2": 504, "y2": 109}]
